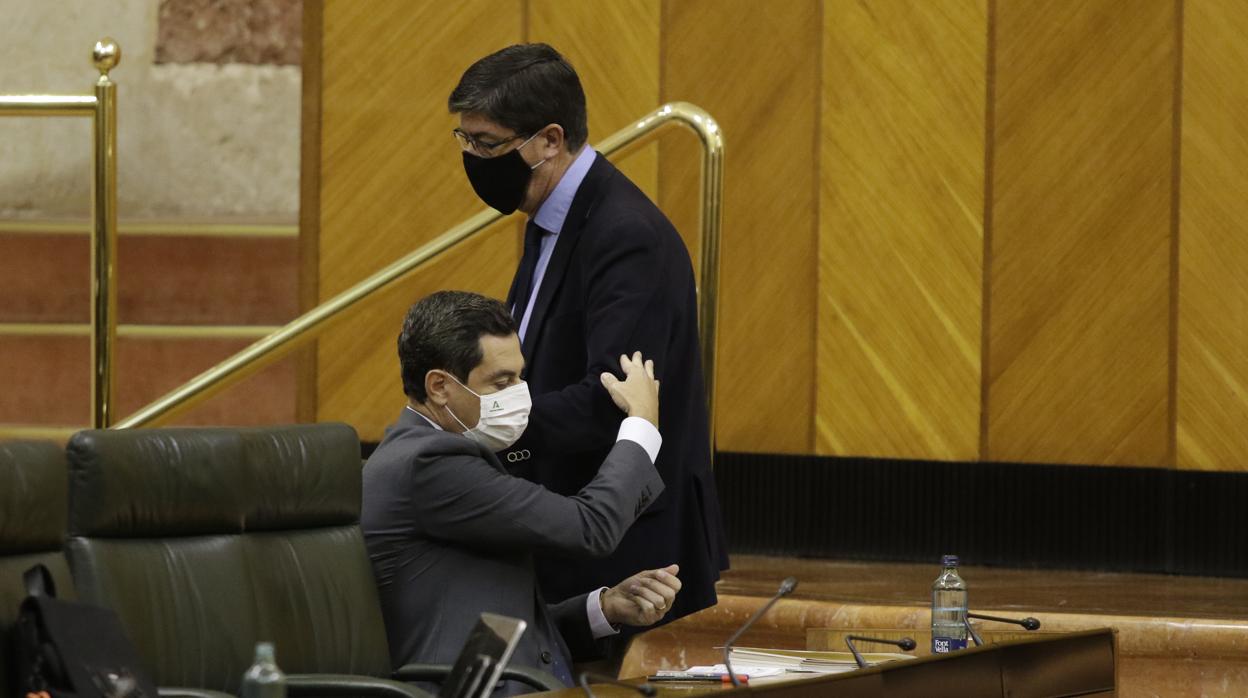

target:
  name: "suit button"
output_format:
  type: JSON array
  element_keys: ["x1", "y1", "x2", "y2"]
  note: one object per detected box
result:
[{"x1": 540, "y1": 650, "x2": 553, "y2": 664}]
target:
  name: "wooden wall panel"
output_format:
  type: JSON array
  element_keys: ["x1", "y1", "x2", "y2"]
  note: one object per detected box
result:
[
  {"x1": 662, "y1": 0, "x2": 820, "y2": 454},
  {"x1": 529, "y1": 0, "x2": 659, "y2": 199},
  {"x1": 1177, "y1": 0, "x2": 1248, "y2": 471},
  {"x1": 986, "y1": 0, "x2": 1175, "y2": 466},
  {"x1": 316, "y1": 0, "x2": 524, "y2": 440},
  {"x1": 816, "y1": 1, "x2": 986, "y2": 460}
]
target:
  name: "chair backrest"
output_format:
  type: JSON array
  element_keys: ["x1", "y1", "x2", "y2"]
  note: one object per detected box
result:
[
  {"x1": 65, "y1": 423, "x2": 392, "y2": 694},
  {"x1": 0, "y1": 440, "x2": 74, "y2": 695}
]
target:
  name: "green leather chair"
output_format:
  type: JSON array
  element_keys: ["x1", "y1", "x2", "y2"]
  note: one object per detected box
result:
[
  {"x1": 64, "y1": 423, "x2": 431, "y2": 698},
  {"x1": 0, "y1": 440, "x2": 74, "y2": 697},
  {"x1": 2, "y1": 440, "x2": 233, "y2": 698}
]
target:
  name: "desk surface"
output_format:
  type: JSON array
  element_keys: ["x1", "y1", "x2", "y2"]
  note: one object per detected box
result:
[
  {"x1": 720, "y1": 554, "x2": 1248, "y2": 620},
  {"x1": 547, "y1": 629, "x2": 1117, "y2": 697}
]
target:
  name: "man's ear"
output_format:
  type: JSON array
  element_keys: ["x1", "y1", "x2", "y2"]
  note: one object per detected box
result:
[
  {"x1": 538, "y1": 123, "x2": 565, "y2": 157},
  {"x1": 425, "y1": 370, "x2": 449, "y2": 406}
]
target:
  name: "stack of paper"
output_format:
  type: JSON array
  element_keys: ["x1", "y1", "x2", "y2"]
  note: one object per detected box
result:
[
  {"x1": 660, "y1": 665, "x2": 787, "y2": 679},
  {"x1": 726, "y1": 646, "x2": 916, "y2": 674}
]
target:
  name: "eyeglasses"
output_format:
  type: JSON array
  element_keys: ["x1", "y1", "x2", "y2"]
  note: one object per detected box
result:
[{"x1": 452, "y1": 129, "x2": 529, "y2": 157}]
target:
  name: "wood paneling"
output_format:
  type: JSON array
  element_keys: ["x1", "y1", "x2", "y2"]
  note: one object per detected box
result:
[
  {"x1": 315, "y1": 0, "x2": 524, "y2": 440},
  {"x1": 529, "y1": 0, "x2": 659, "y2": 199},
  {"x1": 986, "y1": 0, "x2": 1175, "y2": 466},
  {"x1": 816, "y1": 1, "x2": 986, "y2": 460},
  {"x1": 308, "y1": 0, "x2": 1248, "y2": 472},
  {"x1": 662, "y1": 0, "x2": 820, "y2": 454},
  {"x1": 1178, "y1": 0, "x2": 1248, "y2": 471}
]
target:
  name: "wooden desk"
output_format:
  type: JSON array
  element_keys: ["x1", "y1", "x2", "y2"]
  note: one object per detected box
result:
[
  {"x1": 541, "y1": 629, "x2": 1116, "y2": 697},
  {"x1": 624, "y1": 556, "x2": 1248, "y2": 695}
]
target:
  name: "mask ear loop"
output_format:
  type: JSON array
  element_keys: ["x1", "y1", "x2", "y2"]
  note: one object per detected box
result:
[
  {"x1": 438, "y1": 371, "x2": 478, "y2": 433},
  {"x1": 517, "y1": 132, "x2": 549, "y2": 171}
]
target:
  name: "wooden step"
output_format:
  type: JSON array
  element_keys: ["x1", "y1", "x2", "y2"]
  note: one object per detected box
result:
[
  {"x1": 0, "y1": 219, "x2": 300, "y2": 434},
  {"x1": 0, "y1": 334, "x2": 296, "y2": 427},
  {"x1": 0, "y1": 224, "x2": 298, "y2": 325}
]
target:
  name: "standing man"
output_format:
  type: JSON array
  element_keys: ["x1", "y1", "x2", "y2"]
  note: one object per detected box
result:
[{"x1": 447, "y1": 43, "x2": 728, "y2": 635}]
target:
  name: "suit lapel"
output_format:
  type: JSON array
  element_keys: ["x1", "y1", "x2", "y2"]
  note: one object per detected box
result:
[{"x1": 520, "y1": 154, "x2": 615, "y2": 357}]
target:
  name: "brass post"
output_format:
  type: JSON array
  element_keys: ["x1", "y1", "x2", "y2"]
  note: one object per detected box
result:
[{"x1": 91, "y1": 38, "x2": 120, "y2": 428}]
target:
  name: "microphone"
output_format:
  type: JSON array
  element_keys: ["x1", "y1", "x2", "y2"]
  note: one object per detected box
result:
[
  {"x1": 967, "y1": 612, "x2": 1041, "y2": 631},
  {"x1": 722, "y1": 576, "x2": 798, "y2": 688},
  {"x1": 578, "y1": 671, "x2": 656, "y2": 697},
  {"x1": 964, "y1": 612, "x2": 1041, "y2": 647},
  {"x1": 844, "y1": 635, "x2": 917, "y2": 669}
]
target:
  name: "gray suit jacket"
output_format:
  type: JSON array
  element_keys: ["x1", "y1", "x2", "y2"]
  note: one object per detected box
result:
[{"x1": 361, "y1": 407, "x2": 663, "y2": 691}]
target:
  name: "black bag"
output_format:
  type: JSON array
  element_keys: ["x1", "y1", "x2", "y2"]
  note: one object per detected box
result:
[{"x1": 12, "y1": 564, "x2": 158, "y2": 698}]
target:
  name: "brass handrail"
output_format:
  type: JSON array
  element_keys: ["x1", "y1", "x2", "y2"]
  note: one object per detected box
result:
[
  {"x1": 116, "y1": 101, "x2": 724, "y2": 448},
  {"x1": 0, "y1": 219, "x2": 296, "y2": 238},
  {"x1": 0, "y1": 39, "x2": 120, "y2": 429}
]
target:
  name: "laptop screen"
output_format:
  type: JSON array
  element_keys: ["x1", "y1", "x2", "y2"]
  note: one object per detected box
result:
[{"x1": 438, "y1": 613, "x2": 528, "y2": 698}]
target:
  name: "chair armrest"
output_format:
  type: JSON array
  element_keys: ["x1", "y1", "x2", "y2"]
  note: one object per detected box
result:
[
  {"x1": 392, "y1": 663, "x2": 565, "y2": 693},
  {"x1": 390, "y1": 662, "x2": 454, "y2": 682},
  {"x1": 497, "y1": 666, "x2": 566, "y2": 692},
  {"x1": 158, "y1": 689, "x2": 237, "y2": 698},
  {"x1": 286, "y1": 673, "x2": 434, "y2": 697}
]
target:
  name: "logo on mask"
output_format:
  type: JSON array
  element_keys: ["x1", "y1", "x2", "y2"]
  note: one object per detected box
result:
[{"x1": 440, "y1": 373, "x2": 532, "y2": 451}]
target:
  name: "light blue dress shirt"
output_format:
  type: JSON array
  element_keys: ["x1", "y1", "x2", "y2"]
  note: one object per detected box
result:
[{"x1": 517, "y1": 146, "x2": 598, "y2": 342}]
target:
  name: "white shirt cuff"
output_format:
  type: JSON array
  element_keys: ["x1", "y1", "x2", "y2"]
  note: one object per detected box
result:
[
  {"x1": 616, "y1": 416, "x2": 661, "y2": 463},
  {"x1": 587, "y1": 587, "x2": 619, "y2": 639}
]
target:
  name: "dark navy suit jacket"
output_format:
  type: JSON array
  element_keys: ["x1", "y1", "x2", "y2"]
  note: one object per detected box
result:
[{"x1": 502, "y1": 153, "x2": 730, "y2": 630}]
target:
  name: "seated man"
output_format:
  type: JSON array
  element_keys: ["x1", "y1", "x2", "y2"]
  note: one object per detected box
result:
[{"x1": 362, "y1": 290, "x2": 681, "y2": 694}]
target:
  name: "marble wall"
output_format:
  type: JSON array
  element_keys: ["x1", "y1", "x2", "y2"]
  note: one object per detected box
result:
[{"x1": 0, "y1": 0, "x2": 301, "y2": 219}]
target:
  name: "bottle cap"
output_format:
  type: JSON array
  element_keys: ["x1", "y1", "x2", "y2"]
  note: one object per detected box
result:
[
  {"x1": 255, "y1": 641, "x2": 276, "y2": 663},
  {"x1": 941, "y1": 554, "x2": 959, "y2": 567}
]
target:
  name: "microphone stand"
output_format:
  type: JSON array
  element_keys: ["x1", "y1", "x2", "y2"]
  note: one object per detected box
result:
[
  {"x1": 722, "y1": 576, "x2": 798, "y2": 688},
  {"x1": 964, "y1": 611, "x2": 1042, "y2": 647},
  {"x1": 844, "y1": 635, "x2": 917, "y2": 669}
]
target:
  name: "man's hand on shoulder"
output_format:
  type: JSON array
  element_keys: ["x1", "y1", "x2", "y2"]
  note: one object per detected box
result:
[
  {"x1": 601, "y1": 564, "x2": 681, "y2": 627},
  {"x1": 600, "y1": 351, "x2": 660, "y2": 427}
]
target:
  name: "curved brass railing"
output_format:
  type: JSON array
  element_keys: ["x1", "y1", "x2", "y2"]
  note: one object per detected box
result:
[
  {"x1": 0, "y1": 39, "x2": 120, "y2": 428},
  {"x1": 116, "y1": 102, "x2": 724, "y2": 448}
]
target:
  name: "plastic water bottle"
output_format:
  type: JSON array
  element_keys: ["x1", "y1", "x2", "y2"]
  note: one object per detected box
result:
[
  {"x1": 930, "y1": 554, "x2": 968, "y2": 654},
  {"x1": 242, "y1": 642, "x2": 287, "y2": 698}
]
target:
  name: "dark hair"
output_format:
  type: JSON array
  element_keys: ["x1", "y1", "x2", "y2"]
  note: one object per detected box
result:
[
  {"x1": 448, "y1": 43, "x2": 589, "y2": 150},
  {"x1": 398, "y1": 291, "x2": 517, "y2": 402}
]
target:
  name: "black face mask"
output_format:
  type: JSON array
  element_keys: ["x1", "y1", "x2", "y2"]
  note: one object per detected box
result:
[{"x1": 462, "y1": 146, "x2": 540, "y2": 215}]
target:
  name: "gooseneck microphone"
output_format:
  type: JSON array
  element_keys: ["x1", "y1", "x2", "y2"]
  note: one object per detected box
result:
[
  {"x1": 967, "y1": 612, "x2": 1041, "y2": 630},
  {"x1": 722, "y1": 576, "x2": 798, "y2": 688},
  {"x1": 964, "y1": 611, "x2": 1042, "y2": 646},
  {"x1": 578, "y1": 671, "x2": 657, "y2": 697},
  {"x1": 844, "y1": 635, "x2": 917, "y2": 669}
]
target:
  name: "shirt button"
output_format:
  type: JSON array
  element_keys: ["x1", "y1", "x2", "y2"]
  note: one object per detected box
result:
[{"x1": 540, "y1": 650, "x2": 553, "y2": 663}]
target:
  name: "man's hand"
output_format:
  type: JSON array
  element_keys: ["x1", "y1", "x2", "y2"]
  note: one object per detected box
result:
[
  {"x1": 600, "y1": 564, "x2": 681, "y2": 627},
  {"x1": 600, "y1": 351, "x2": 659, "y2": 426}
]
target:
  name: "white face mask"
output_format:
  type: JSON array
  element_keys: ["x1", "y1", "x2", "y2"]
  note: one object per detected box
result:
[{"x1": 440, "y1": 373, "x2": 531, "y2": 452}]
